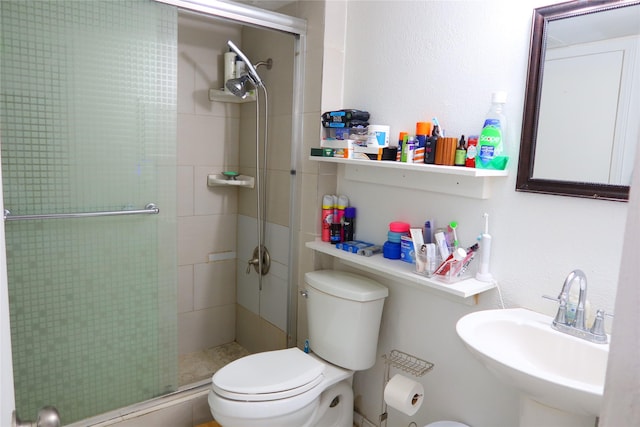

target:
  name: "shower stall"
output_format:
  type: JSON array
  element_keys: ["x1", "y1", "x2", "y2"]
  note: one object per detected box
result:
[{"x1": 0, "y1": 0, "x2": 306, "y2": 424}]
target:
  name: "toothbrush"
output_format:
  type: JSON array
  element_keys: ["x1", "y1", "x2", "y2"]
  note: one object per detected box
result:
[
  {"x1": 449, "y1": 221, "x2": 459, "y2": 249},
  {"x1": 476, "y1": 213, "x2": 493, "y2": 282}
]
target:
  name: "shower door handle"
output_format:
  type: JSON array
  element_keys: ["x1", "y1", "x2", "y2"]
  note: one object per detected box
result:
[{"x1": 12, "y1": 407, "x2": 60, "y2": 427}]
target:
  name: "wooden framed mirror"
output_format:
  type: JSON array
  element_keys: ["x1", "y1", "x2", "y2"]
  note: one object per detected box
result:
[{"x1": 516, "y1": 0, "x2": 640, "y2": 201}]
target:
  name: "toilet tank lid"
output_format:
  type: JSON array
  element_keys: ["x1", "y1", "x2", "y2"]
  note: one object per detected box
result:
[{"x1": 305, "y1": 270, "x2": 388, "y2": 302}]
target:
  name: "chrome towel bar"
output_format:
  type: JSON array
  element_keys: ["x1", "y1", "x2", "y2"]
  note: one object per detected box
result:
[{"x1": 3, "y1": 203, "x2": 159, "y2": 221}]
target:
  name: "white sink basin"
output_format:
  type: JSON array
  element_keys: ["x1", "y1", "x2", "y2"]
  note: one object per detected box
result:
[{"x1": 456, "y1": 308, "x2": 609, "y2": 416}]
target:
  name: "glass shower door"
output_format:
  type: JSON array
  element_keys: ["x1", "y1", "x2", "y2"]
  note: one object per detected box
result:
[{"x1": 0, "y1": 0, "x2": 178, "y2": 423}]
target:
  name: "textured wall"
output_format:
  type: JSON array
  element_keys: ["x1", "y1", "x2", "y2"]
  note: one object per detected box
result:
[{"x1": 326, "y1": 1, "x2": 627, "y2": 426}]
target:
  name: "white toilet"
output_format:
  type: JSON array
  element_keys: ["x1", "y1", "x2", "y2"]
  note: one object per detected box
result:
[{"x1": 208, "y1": 270, "x2": 389, "y2": 427}]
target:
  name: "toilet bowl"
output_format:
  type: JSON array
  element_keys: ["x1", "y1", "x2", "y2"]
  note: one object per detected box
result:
[
  {"x1": 208, "y1": 270, "x2": 388, "y2": 427},
  {"x1": 208, "y1": 348, "x2": 354, "y2": 427}
]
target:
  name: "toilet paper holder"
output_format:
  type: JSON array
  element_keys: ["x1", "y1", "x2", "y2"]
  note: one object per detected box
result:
[{"x1": 379, "y1": 350, "x2": 434, "y2": 426}]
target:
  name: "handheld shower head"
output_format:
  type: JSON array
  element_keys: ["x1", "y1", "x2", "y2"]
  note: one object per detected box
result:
[
  {"x1": 227, "y1": 40, "x2": 263, "y2": 88},
  {"x1": 225, "y1": 75, "x2": 253, "y2": 99}
]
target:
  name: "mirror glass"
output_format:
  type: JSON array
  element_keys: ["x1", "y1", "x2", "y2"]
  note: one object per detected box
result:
[{"x1": 516, "y1": 0, "x2": 640, "y2": 201}]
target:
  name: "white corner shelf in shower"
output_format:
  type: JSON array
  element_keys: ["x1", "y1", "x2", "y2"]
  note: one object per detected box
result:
[
  {"x1": 208, "y1": 89, "x2": 256, "y2": 103},
  {"x1": 309, "y1": 155, "x2": 508, "y2": 199},
  {"x1": 207, "y1": 174, "x2": 255, "y2": 188},
  {"x1": 306, "y1": 240, "x2": 496, "y2": 304}
]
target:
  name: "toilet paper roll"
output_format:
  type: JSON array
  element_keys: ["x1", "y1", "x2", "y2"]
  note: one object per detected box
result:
[{"x1": 384, "y1": 374, "x2": 424, "y2": 416}]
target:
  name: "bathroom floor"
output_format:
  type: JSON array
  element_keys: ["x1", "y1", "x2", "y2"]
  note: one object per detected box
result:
[{"x1": 178, "y1": 342, "x2": 250, "y2": 386}]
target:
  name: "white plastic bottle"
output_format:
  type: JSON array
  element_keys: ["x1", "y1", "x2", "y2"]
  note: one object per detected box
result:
[
  {"x1": 476, "y1": 91, "x2": 508, "y2": 170},
  {"x1": 235, "y1": 58, "x2": 246, "y2": 78},
  {"x1": 223, "y1": 50, "x2": 236, "y2": 92}
]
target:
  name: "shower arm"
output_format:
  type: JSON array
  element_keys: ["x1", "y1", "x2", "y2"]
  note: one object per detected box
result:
[{"x1": 254, "y1": 58, "x2": 272, "y2": 70}]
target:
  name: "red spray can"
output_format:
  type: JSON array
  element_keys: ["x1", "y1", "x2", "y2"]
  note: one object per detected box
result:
[{"x1": 321, "y1": 195, "x2": 334, "y2": 242}]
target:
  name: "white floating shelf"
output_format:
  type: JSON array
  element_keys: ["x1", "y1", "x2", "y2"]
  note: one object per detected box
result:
[
  {"x1": 208, "y1": 89, "x2": 256, "y2": 103},
  {"x1": 309, "y1": 155, "x2": 508, "y2": 199},
  {"x1": 310, "y1": 155, "x2": 508, "y2": 177},
  {"x1": 306, "y1": 240, "x2": 496, "y2": 303},
  {"x1": 207, "y1": 174, "x2": 255, "y2": 188}
]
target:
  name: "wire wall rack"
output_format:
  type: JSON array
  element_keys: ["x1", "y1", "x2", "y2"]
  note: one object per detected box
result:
[{"x1": 382, "y1": 349, "x2": 434, "y2": 377}]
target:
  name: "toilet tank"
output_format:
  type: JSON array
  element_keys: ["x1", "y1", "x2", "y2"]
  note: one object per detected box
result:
[{"x1": 304, "y1": 270, "x2": 388, "y2": 371}]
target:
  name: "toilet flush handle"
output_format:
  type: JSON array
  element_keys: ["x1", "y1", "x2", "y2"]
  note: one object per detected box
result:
[{"x1": 299, "y1": 290, "x2": 308, "y2": 299}]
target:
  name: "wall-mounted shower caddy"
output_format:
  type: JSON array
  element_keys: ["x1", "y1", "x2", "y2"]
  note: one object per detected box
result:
[{"x1": 208, "y1": 88, "x2": 256, "y2": 103}]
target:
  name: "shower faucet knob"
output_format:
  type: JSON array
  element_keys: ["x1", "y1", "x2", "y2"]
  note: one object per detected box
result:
[{"x1": 247, "y1": 257, "x2": 259, "y2": 274}]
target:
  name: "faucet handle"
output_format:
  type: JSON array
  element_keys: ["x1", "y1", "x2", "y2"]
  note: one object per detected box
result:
[
  {"x1": 543, "y1": 294, "x2": 568, "y2": 325},
  {"x1": 590, "y1": 309, "x2": 608, "y2": 337}
]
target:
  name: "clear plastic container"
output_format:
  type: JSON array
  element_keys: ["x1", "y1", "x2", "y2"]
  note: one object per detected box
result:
[{"x1": 416, "y1": 247, "x2": 476, "y2": 283}]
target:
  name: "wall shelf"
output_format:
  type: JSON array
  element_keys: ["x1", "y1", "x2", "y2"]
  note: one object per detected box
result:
[
  {"x1": 309, "y1": 156, "x2": 508, "y2": 199},
  {"x1": 208, "y1": 88, "x2": 256, "y2": 103},
  {"x1": 306, "y1": 240, "x2": 496, "y2": 304},
  {"x1": 207, "y1": 174, "x2": 255, "y2": 188}
]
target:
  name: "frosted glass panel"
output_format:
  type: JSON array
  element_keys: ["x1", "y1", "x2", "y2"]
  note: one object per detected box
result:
[{"x1": 0, "y1": 0, "x2": 178, "y2": 423}]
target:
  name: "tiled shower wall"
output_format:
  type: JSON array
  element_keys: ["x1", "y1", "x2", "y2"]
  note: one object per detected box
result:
[
  {"x1": 234, "y1": 26, "x2": 296, "y2": 354},
  {"x1": 176, "y1": 13, "x2": 241, "y2": 355},
  {"x1": 177, "y1": 14, "x2": 296, "y2": 357}
]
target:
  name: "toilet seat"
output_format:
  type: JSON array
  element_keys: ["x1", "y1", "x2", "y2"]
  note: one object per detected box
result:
[
  {"x1": 425, "y1": 422, "x2": 470, "y2": 427},
  {"x1": 212, "y1": 348, "x2": 325, "y2": 402}
]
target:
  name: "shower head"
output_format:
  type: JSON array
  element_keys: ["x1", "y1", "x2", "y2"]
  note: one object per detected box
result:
[
  {"x1": 227, "y1": 40, "x2": 263, "y2": 88},
  {"x1": 225, "y1": 74, "x2": 254, "y2": 99}
]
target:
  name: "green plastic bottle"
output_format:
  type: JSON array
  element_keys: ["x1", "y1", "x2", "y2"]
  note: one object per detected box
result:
[{"x1": 477, "y1": 91, "x2": 508, "y2": 170}]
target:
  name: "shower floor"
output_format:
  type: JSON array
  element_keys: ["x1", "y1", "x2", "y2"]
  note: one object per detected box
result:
[{"x1": 178, "y1": 341, "x2": 250, "y2": 386}]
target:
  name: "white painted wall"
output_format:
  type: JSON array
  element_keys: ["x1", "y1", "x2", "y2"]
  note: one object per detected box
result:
[{"x1": 322, "y1": 1, "x2": 628, "y2": 426}]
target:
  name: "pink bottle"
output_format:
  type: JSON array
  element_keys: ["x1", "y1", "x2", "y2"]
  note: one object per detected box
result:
[{"x1": 321, "y1": 194, "x2": 334, "y2": 242}]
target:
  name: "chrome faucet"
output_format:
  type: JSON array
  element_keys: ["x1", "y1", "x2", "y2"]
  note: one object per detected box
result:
[
  {"x1": 554, "y1": 269, "x2": 587, "y2": 330},
  {"x1": 544, "y1": 269, "x2": 609, "y2": 344}
]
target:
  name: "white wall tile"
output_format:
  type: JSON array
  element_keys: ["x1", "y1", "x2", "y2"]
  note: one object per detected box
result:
[
  {"x1": 177, "y1": 166, "x2": 194, "y2": 217},
  {"x1": 177, "y1": 114, "x2": 240, "y2": 167},
  {"x1": 265, "y1": 221, "x2": 290, "y2": 266},
  {"x1": 194, "y1": 260, "x2": 236, "y2": 310},
  {"x1": 266, "y1": 169, "x2": 291, "y2": 227},
  {"x1": 260, "y1": 261, "x2": 288, "y2": 331},
  {"x1": 194, "y1": 166, "x2": 238, "y2": 216},
  {"x1": 178, "y1": 214, "x2": 237, "y2": 266},
  {"x1": 178, "y1": 305, "x2": 235, "y2": 354},
  {"x1": 267, "y1": 114, "x2": 294, "y2": 172},
  {"x1": 235, "y1": 304, "x2": 260, "y2": 353},
  {"x1": 236, "y1": 269, "x2": 260, "y2": 315},
  {"x1": 178, "y1": 265, "x2": 194, "y2": 314},
  {"x1": 177, "y1": 51, "x2": 196, "y2": 115},
  {"x1": 299, "y1": 173, "x2": 319, "y2": 235}
]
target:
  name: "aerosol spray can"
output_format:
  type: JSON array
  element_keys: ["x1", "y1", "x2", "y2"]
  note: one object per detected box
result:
[
  {"x1": 336, "y1": 195, "x2": 349, "y2": 242},
  {"x1": 321, "y1": 195, "x2": 334, "y2": 242}
]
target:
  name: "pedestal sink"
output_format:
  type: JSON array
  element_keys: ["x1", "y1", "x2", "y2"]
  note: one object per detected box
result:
[{"x1": 456, "y1": 308, "x2": 609, "y2": 425}]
